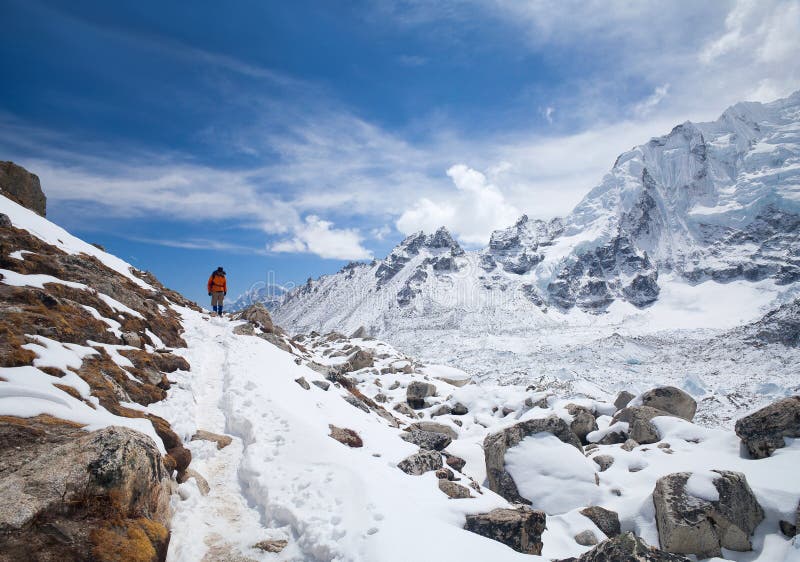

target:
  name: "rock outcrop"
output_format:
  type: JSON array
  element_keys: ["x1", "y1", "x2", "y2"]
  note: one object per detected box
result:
[
  {"x1": 464, "y1": 507, "x2": 546, "y2": 555},
  {"x1": 557, "y1": 532, "x2": 690, "y2": 561},
  {"x1": 652, "y1": 471, "x2": 764, "y2": 558},
  {"x1": 566, "y1": 403, "x2": 599, "y2": 443},
  {"x1": 0, "y1": 161, "x2": 46, "y2": 216},
  {"x1": 0, "y1": 419, "x2": 171, "y2": 561},
  {"x1": 484, "y1": 415, "x2": 582, "y2": 503},
  {"x1": 401, "y1": 429, "x2": 451, "y2": 451},
  {"x1": 734, "y1": 396, "x2": 800, "y2": 458}
]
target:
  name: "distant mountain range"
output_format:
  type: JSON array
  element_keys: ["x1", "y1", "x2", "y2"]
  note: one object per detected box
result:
[
  {"x1": 228, "y1": 282, "x2": 288, "y2": 312},
  {"x1": 272, "y1": 91, "x2": 800, "y2": 336}
]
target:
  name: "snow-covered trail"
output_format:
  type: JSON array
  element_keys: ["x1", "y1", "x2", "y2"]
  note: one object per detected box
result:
[{"x1": 153, "y1": 309, "x2": 533, "y2": 562}]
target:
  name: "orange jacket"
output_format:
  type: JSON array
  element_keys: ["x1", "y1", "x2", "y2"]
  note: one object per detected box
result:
[{"x1": 207, "y1": 273, "x2": 227, "y2": 293}]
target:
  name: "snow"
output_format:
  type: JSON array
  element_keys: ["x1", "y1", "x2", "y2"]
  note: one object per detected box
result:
[
  {"x1": 505, "y1": 433, "x2": 600, "y2": 514},
  {"x1": 0, "y1": 194, "x2": 153, "y2": 289},
  {"x1": 22, "y1": 335, "x2": 98, "y2": 373},
  {"x1": 97, "y1": 293, "x2": 145, "y2": 319},
  {"x1": 8, "y1": 249, "x2": 33, "y2": 260},
  {"x1": 81, "y1": 304, "x2": 123, "y2": 338},
  {"x1": 685, "y1": 470, "x2": 721, "y2": 502},
  {"x1": 0, "y1": 268, "x2": 87, "y2": 290}
]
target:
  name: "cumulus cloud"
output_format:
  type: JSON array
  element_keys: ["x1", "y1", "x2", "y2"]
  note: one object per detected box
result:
[
  {"x1": 271, "y1": 215, "x2": 373, "y2": 260},
  {"x1": 397, "y1": 164, "x2": 521, "y2": 246}
]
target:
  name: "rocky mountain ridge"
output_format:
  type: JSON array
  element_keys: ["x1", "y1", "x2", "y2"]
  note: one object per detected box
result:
[{"x1": 274, "y1": 91, "x2": 800, "y2": 335}]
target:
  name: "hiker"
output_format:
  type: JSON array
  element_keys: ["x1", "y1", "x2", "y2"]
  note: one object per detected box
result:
[{"x1": 207, "y1": 266, "x2": 227, "y2": 315}]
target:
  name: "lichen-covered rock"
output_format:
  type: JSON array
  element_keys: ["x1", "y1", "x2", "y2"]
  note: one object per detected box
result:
[
  {"x1": 438, "y1": 479, "x2": 472, "y2": 499},
  {"x1": 580, "y1": 506, "x2": 621, "y2": 538},
  {"x1": 484, "y1": 415, "x2": 582, "y2": 503},
  {"x1": 397, "y1": 449, "x2": 442, "y2": 475},
  {"x1": 653, "y1": 471, "x2": 764, "y2": 558},
  {"x1": 451, "y1": 402, "x2": 469, "y2": 415},
  {"x1": 312, "y1": 380, "x2": 330, "y2": 391},
  {"x1": 238, "y1": 302, "x2": 274, "y2": 333},
  {"x1": 464, "y1": 506, "x2": 546, "y2": 555},
  {"x1": 734, "y1": 396, "x2": 800, "y2": 458},
  {"x1": 445, "y1": 452, "x2": 466, "y2": 472},
  {"x1": 557, "y1": 532, "x2": 689, "y2": 561},
  {"x1": 566, "y1": 403, "x2": 599, "y2": 443},
  {"x1": 638, "y1": 387, "x2": 697, "y2": 421},
  {"x1": 294, "y1": 376, "x2": 310, "y2": 390},
  {"x1": 342, "y1": 348, "x2": 375, "y2": 372},
  {"x1": 401, "y1": 429, "x2": 451, "y2": 451},
  {"x1": 393, "y1": 402, "x2": 419, "y2": 418},
  {"x1": 406, "y1": 381, "x2": 437, "y2": 409}
]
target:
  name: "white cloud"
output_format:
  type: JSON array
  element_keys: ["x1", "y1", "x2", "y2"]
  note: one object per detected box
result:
[
  {"x1": 634, "y1": 84, "x2": 670, "y2": 117},
  {"x1": 271, "y1": 215, "x2": 373, "y2": 260},
  {"x1": 370, "y1": 225, "x2": 393, "y2": 240},
  {"x1": 542, "y1": 106, "x2": 555, "y2": 123},
  {"x1": 397, "y1": 164, "x2": 521, "y2": 246}
]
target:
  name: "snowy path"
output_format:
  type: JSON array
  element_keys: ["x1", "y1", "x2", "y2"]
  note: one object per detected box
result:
[{"x1": 155, "y1": 309, "x2": 531, "y2": 562}]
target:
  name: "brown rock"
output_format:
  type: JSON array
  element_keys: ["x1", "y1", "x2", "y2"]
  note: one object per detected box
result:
[
  {"x1": 438, "y1": 479, "x2": 472, "y2": 499},
  {"x1": 580, "y1": 506, "x2": 621, "y2": 538},
  {"x1": 254, "y1": 539, "x2": 289, "y2": 553},
  {"x1": 464, "y1": 506, "x2": 546, "y2": 555},
  {"x1": 0, "y1": 161, "x2": 46, "y2": 216},
  {"x1": 328, "y1": 425, "x2": 363, "y2": 448},
  {"x1": 191, "y1": 429, "x2": 233, "y2": 450}
]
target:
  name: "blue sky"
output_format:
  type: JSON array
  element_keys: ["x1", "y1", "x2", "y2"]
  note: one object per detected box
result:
[{"x1": 1, "y1": 0, "x2": 798, "y2": 304}]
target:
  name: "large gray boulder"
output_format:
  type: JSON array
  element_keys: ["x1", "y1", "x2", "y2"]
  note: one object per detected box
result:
[
  {"x1": 0, "y1": 422, "x2": 171, "y2": 560},
  {"x1": 464, "y1": 507, "x2": 546, "y2": 555},
  {"x1": 613, "y1": 405, "x2": 676, "y2": 444},
  {"x1": 484, "y1": 415, "x2": 582, "y2": 503},
  {"x1": 408, "y1": 421, "x2": 459, "y2": 440},
  {"x1": 614, "y1": 390, "x2": 636, "y2": 411},
  {"x1": 0, "y1": 161, "x2": 46, "y2": 216},
  {"x1": 401, "y1": 429, "x2": 451, "y2": 451},
  {"x1": 406, "y1": 381, "x2": 437, "y2": 409},
  {"x1": 557, "y1": 532, "x2": 689, "y2": 561},
  {"x1": 397, "y1": 449, "x2": 442, "y2": 475},
  {"x1": 653, "y1": 471, "x2": 764, "y2": 558},
  {"x1": 638, "y1": 387, "x2": 697, "y2": 421},
  {"x1": 566, "y1": 403, "x2": 598, "y2": 443},
  {"x1": 734, "y1": 396, "x2": 800, "y2": 458}
]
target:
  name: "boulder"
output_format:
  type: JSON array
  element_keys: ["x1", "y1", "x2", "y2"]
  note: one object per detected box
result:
[
  {"x1": 575, "y1": 530, "x2": 599, "y2": 546},
  {"x1": 393, "y1": 402, "x2": 418, "y2": 418},
  {"x1": 191, "y1": 429, "x2": 233, "y2": 450},
  {"x1": 593, "y1": 455, "x2": 615, "y2": 472},
  {"x1": 408, "y1": 421, "x2": 458, "y2": 440},
  {"x1": 614, "y1": 390, "x2": 636, "y2": 410},
  {"x1": 294, "y1": 376, "x2": 310, "y2": 390},
  {"x1": 121, "y1": 331, "x2": 143, "y2": 349},
  {"x1": 451, "y1": 402, "x2": 469, "y2": 415},
  {"x1": 566, "y1": 403, "x2": 598, "y2": 443},
  {"x1": 343, "y1": 348, "x2": 375, "y2": 372},
  {"x1": 397, "y1": 449, "x2": 442, "y2": 475},
  {"x1": 178, "y1": 468, "x2": 210, "y2": 495},
  {"x1": 407, "y1": 381, "x2": 437, "y2": 409},
  {"x1": 431, "y1": 404, "x2": 452, "y2": 417},
  {"x1": 438, "y1": 479, "x2": 472, "y2": 499},
  {"x1": 484, "y1": 415, "x2": 583, "y2": 503},
  {"x1": 328, "y1": 425, "x2": 363, "y2": 448},
  {"x1": 638, "y1": 387, "x2": 697, "y2": 421},
  {"x1": 0, "y1": 161, "x2": 46, "y2": 216},
  {"x1": 312, "y1": 380, "x2": 330, "y2": 391},
  {"x1": 613, "y1": 406, "x2": 675, "y2": 444},
  {"x1": 779, "y1": 519, "x2": 797, "y2": 538},
  {"x1": 464, "y1": 507, "x2": 546, "y2": 555},
  {"x1": 401, "y1": 429, "x2": 451, "y2": 451},
  {"x1": 444, "y1": 453, "x2": 466, "y2": 472},
  {"x1": 232, "y1": 323, "x2": 255, "y2": 335},
  {"x1": 558, "y1": 532, "x2": 689, "y2": 561},
  {"x1": 734, "y1": 396, "x2": 800, "y2": 458},
  {"x1": 0, "y1": 212, "x2": 11, "y2": 228},
  {"x1": 622, "y1": 438, "x2": 639, "y2": 451},
  {"x1": 580, "y1": 506, "x2": 621, "y2": 538},
  {"x1": 343, "y1": 394, "x2": 370, "y2": 413},
  {"x1": 240, "y1": 303, "x2": 274, "y2": 333},
  {"x1": 653, "y1": 471, "x2": 764, "y2": 558},
  {"x1": 0, "y1": 421, "x2": 171, "y2": 561}
]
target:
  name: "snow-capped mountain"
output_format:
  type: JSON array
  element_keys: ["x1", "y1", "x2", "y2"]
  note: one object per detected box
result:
[
  {"x1": 228, "y1": 282, "x2": 288, "y2": 312},
  {"x1": 274, "y1": 91, "x2": 800, "y2": 336}
]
